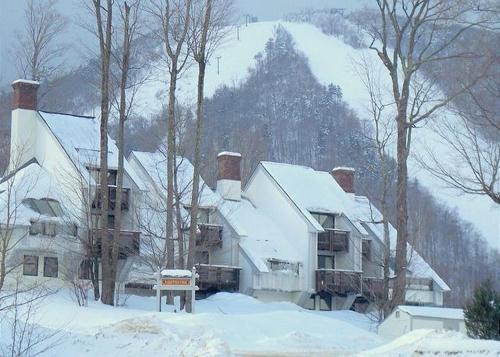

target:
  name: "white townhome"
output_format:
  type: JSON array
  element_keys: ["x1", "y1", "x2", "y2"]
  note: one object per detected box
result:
[
  {"x1": 243, "y1": 161, "x2": 450, "y2": 310},
  {"x1": 0, "y1": 79, "x2": 145, "y2": 288},
  {"x1": 127, "y1": 151, "x2": 303, "y2": 299},
  {"x1": 129, "y1": 149, "x2": 449, "y2": 310}
]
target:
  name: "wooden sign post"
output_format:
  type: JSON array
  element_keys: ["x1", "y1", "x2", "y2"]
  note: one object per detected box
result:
[{"x1": 154, "y1": 267, "x2": 199, "y2": 313}]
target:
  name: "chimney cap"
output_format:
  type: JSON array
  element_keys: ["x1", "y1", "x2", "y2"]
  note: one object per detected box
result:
[
  {"x1": 12, "y1": 79, "x2": 40, "y2": 86},
  {"x1": 332, "y1": 166, "x2": 355, "y2": 172},
  {"x1": 217, "y1": 151, "x2": 242, "y2": 158}
]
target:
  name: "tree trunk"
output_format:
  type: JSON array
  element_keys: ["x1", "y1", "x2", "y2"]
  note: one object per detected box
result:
[
  {"x1": 393, "y1": 117, "x2": 408, "y2": 307},
  {"x1": 164, "y1": 61, "x2": 179, "y2": 306},
  {"x1": 186, "y1": 60, "x2": 207, "y2": 313},
  {"x1": 173, "y1": 138, "x2": 186, "y2": 310},
  {"x1": 97, "y1": 0, "x2": 113, "y2": 306}
]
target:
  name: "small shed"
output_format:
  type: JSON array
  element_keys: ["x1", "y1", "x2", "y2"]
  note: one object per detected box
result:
[{"x1": 378, "y1": 305, "x2": 466, "y2": 339}]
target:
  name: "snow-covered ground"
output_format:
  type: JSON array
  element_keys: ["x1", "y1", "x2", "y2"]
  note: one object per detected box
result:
[
  {"x1": 362, "y1": 329, "x2": 500, "y2": 357},
  {"x1": 1, "y1": 291, "x2": 499, "y2": 356},
  {"x1": 133, "y1": 20, "x2": 499, "y2": 249}
]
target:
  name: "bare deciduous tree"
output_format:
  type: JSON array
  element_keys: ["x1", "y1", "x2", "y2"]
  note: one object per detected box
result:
[
  {"x1": 360, "y1": 0, "x2": 495, "y2": 306},
  {"x1": 149, "y1": 0, "x2": 192, "y2": 305},
  {"x1": 355, "y1": 53, "x2": 396, "y2": 314},
  {"x1": 91, "y1": 0, "x2": 114, "y2": 306},
  {"x1": 417, "y1": 81, "x2": 500, "y2": 204},
  {"x1": 14, "y1": 0, "x2": 67, "y2": 81},
  {"x1": 186, "y1": 0, "x2": 233, "y2": 313}
]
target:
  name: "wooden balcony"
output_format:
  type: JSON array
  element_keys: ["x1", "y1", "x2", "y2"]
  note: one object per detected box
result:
[
  {"x1": 94, "y1": 229, "x2": 140, "y2": 258},
  {"x1": 92, "y1": 186, "x2": 130, "y2": 212},
  {"x1": 195, "y1": 264, "x2": 240, "y2": 292},
  {"x1": 196, "y1": 224, "x2": 223, "y2": 248},
  {"x1": 362, "y1": 277, "x2": 385, "y2": 300},
  {"x1": 316, "y1": 269, "x2": 361, "y2": 295},
  {"x1": 318, "y1": 229, "x2": 349, "y2": 252}
]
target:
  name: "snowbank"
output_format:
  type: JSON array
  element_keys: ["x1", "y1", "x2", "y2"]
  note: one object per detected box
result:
[
  {"x1": 361, "y1": 329, "x2": 500, "y2": 356},
  {"x1": 0, "y1": 291, "x2": 384, "y2": 356}
]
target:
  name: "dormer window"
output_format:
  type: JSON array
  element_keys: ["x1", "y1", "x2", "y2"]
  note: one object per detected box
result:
[
  {"x1": 311, "y1": 212, "x2": 335, "y2": 229},
  {"x1": 23, "y1": 198, "x2": 62, "y2": 217}
]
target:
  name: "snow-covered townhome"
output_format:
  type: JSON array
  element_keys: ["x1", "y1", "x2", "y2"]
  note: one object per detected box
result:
[
  {"x1": 128, "y1": 148, "x2": 449, "y2": 310},
  {"x1": 127, "y1": 151, "x2": 303, "y2": 300},
  {"x1": 242, "y1": 161, "x2": 450, "y2": 310},
  {"x1": 0, "y1": 79, "x2": 145, "y2": 287}
]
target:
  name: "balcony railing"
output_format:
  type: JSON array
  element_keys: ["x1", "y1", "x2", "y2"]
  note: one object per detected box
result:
[
  {"x1": 195, "y1": 264, "x2": 240, "y2": 292},
  {"x1": 316, "y1": 269, "x2": 361, "y2": 295},
  {"x1": 196, "y1": 224, "x2": 223, "y2": 248},
  {"x1": 362, "y1": 277, "x2": 385, "y2": 300},
  {"x1": 94, "y1": 228, "x2": 140, "y2": 258},
  {"x1": 318, "y1": 229, "x2": 349, "y2": 252},
  {"x1": 92, "y1": 186, "x2": 130, "y2": 212}
]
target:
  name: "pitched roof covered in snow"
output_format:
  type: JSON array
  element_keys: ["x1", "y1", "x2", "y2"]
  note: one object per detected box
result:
[
  {"x1": 218, "y1": 196, "x2": 301, "y2": 273},
  {"x1": 129, "y1": 151, "x2": 220, "y2": 207},
  {"x1": 0, "y1": 161, "x2": 75, "y2": 225},
  {"x1": 38, "y1": 111, "x2": 145, "y2": 190},
  {"x1": 398, "y1": 305, "x2": 464, "y2": 320},
  {"x1": 354, "y1": 195, "x2": 450, "y2": 292},
  {"x1": 258, "y1": 162, "x2": 367, "y2": 235}
]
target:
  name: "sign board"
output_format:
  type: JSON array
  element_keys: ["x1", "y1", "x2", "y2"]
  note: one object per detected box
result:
[
  {"x1": 153, "y1": 267, "x2": 199, "y2": 313},
  {"x1": 161, "y1": 278, "x2": 190, "y2": 286}
]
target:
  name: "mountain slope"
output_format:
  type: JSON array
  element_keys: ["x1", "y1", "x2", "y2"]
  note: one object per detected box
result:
[{"x1": 134, "y1": 20, "x2": 499, "y2": 249}]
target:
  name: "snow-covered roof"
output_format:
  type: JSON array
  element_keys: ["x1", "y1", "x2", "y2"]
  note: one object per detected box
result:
[
  {"x1": 129, "y1": 151, "x2": 220, "y2": 207},
  {"x1": 217, "y1": 151, "x2": 242, "y2": 158},
  {"x1": 0, "y1": 161, "x2": 74, "y2": 225},
  {"x1": 354, "y1": 195, "x2": 450, "y2": 292},
  {"x1": 218, "y1": 196, "x2": 302, "y2": 273},
  {"x1": 161, "y1": 269, "x2": 192, "y2": 277},
  {"x1": 398, "y1": 305, "x2": 464, "y2": 320},
  {"x1": 258, "y1": 162, "x2": 367, "y2": 235},
  {"x1": 12, "y1": 79, "x2": 40, "y2": 86},
  {"x1": 38, "y1": 111, "x2": 145, "y2": 190}
]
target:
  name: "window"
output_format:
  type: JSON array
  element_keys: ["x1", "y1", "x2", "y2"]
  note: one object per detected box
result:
[
  {"x1": 43, "y1": 257, "x2": 58, "y2": 278},
  {"x1": 362, "y1": 240, "x2": 371, "y2": 260},
  {"x1": 198, "y1": 209, "x2": 210, "y2": 224},
  {"x1": 107, "y1": 170, "x2": 117, "y2": 186},
  {"x1": 23, "y1": 198, "x2": 63, "y2": 217},
  {"x1": 194, "y1": 250, "x2": 209, "y2": 264},
  {"x1": 311, "y1": 212, "x2": 335, "y2": 229},
  {"x1": 107, "y1": 215, "x2": 115, "y2": 228},
  {"x1": 23, "y1": 255, "x2": 39, "y2": 276},
  {"x1": 318, "y1": 255, "x2": 334, "y2": 269},
  {"x1": 79, "y1": 260, "x2": 91, "y2": 280}
]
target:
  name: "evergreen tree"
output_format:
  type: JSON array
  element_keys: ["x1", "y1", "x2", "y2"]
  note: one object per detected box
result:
[{"x1": 464, "y1": 280, "x2": 500, "y2": 340}]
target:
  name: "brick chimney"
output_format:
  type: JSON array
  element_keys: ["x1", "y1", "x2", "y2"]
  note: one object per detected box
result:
[
  {"x1": 331, "y1": 167, "x2": 355, "y2": 194},
  {"x1": 216, "y1": 152, "x2": 242, "y2": 201},
  {"x1": 12, "y1": 79, "x2": 39, "y2": 110},
  {"x1": 9, "y1": 79, "x2": 40, "y2": 170}
]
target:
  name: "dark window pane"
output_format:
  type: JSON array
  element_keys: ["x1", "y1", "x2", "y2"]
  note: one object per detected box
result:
[
  {"x1": 194, "y1": 251, "x2": 209, "y2": 264},
  {"x1": 79, "y1": 260, "x2": 91, "y2": 280},
  {"x1": 318, "y1": 255, "x2": 334, "y2": 269},
  {"x1": 23, "y1": 255, "x2": 38, "y2": 276},
  {"x1": 43, "y1": 257, "x2": 58, "y2": 278}
]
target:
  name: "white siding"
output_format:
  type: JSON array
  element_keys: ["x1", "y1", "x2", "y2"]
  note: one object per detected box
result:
[{"x1": 245, "y1": 166, "x2": 313, "y2": 291}]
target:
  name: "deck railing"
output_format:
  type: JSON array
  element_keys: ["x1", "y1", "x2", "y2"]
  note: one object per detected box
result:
[
  {"x1": 195, "y1": 264, "x2": 241, "y2": 292},
  {"x1": 316, "y1": 269, "x2": 361, "y2": 295},
  {"x1": 93, "y1": 228, "x2": 140, "y2": 258},
  {"x1": 196, "y1": 224, "x2": 223, "y2": 248},
  {"x1": 317, "y1": 229, "x2": 349, "y2": 252},
  {"x1": 92, "y1": 186, "x2": 130, "y2": 211}
]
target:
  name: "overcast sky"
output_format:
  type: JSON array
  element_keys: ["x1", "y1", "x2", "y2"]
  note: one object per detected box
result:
[{"x1": 0, "y1": 0, "x2": 368, "y2": 86}]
